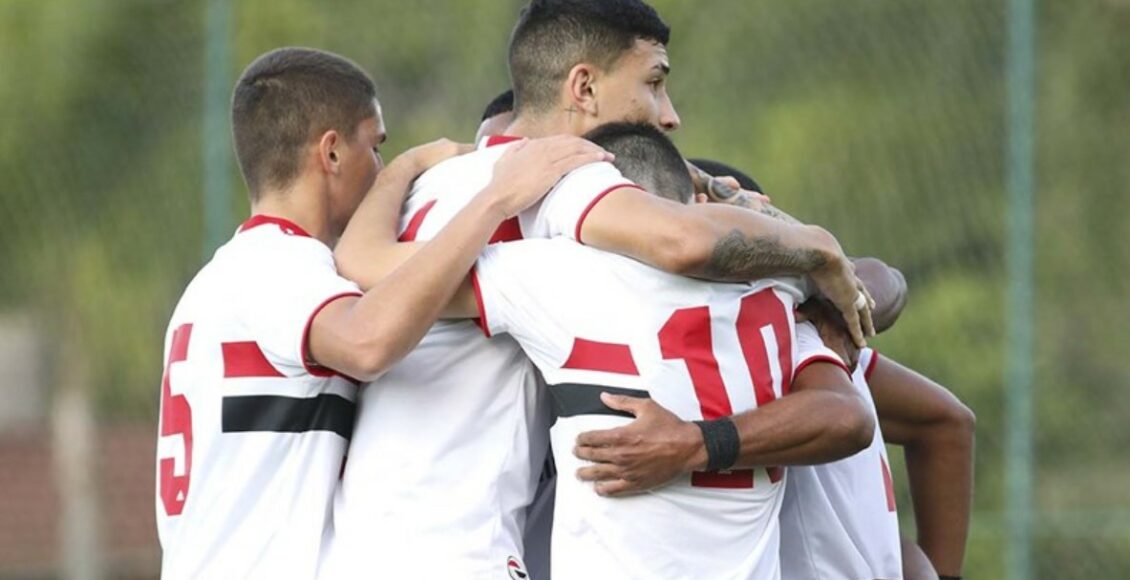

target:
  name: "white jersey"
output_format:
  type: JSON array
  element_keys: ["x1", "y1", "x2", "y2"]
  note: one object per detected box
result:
[
  {"x1": 156, "y1": 216, "x2": 361, "y2": 580},
  {"x1": 323, "y1": 136, "x2": 638, "y2": 579},
  {"x1": 473, "y1": 239, "x2": 842, "y2": 580},
  {"x1": 779, "y1": 348, "x2": 902, "y2": 580}
]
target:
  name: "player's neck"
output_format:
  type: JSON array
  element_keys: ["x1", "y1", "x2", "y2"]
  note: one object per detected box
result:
[
  {"x1": 249, "y1": 179, "x2": 334, "y2": 247},
  {"x1": 507, "y1": 108, "x2": 585, "y2": 139}
]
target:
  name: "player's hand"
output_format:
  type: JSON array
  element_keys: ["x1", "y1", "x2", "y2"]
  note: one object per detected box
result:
[
  {"x1": 809, "y1": 254, "x2": 875, "y2": 348},
  {"x1": 484, "y1": 136, "x2": 613, "y2": 218},
  {"x1": 397, "y1": 138, "x2": 474, "y2": 174},
  {"x1": 573, "y1": 392, "x2": 705, "y2": 497},
  {"x1": 685, "y1": 160, "x2": 770, "y2": 206}
]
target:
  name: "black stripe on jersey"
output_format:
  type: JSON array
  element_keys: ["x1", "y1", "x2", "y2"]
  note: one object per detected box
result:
[
  {"x1": 547, "y1": 383, "x2": 650, "y2": 419},
  {"x1": 221, "y1": 393, "x2": 355, "y2": 439}
]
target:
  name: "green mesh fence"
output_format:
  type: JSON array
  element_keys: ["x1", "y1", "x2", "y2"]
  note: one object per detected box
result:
[{"x1": 0, "y1": 0, "x2": 1126, "y2": 577}]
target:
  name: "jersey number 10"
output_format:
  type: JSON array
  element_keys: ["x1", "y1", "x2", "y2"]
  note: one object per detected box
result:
[{"x1": 658, "y1": 289, "x2": 793, "y2": 489}]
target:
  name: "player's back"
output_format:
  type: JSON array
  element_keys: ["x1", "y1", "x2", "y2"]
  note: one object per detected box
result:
[
  {"x1": 473, "y1": 239, "x2": 829, "y2": 580},
  {"x1": 157, "y1": 218, "x2": 359, "y2": 579},
  {"x1": 779, "y1": 348, "x2": 902, "y2": 580},
  {"x1": 325, "y1": 138, "x2": 546, "y2": 578}
]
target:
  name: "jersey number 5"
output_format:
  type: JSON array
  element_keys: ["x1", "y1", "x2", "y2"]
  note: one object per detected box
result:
[
  {"x1": 159, "y1": 323, "x2": 194, "y2": 515},
  {"x1": 658, "y1": 289, "x2": 793, "y2": 489}
]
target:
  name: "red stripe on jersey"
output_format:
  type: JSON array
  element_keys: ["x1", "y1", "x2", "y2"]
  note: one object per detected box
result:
[
  {"x1": 881, "y1": 455, "x2": 897, "y2": 512},
  {"x1": 795, "y1": 354, "x2": 851, "y2": 378},
  {"x1": 222, "y1": 341, "x2": 285, "y2": 378},
  {"x1": 864, "y1": 350, "x2": 880, "y2": 381},
  {"x1": 302, "y1": 292, "x2": 364, "y2": 382},
  {"x1": 238, "y1": 214, "x2": 312, "y2": 238},
  {"x1": 489, "y1": 217, "x2": 523, "y2": 244},
  {"x1": 574, "y1": 184, "x2": 645, "y2": 244},
  {"x1": 399, "y1": 200, "x2": 438, "y2": 242},
  {"x1": 469, "y1": 268, "x2": 491, "y2": 338},
  {"x1": 562, "y1": 338, "x2": 640, "y2": 376},
  {"x1": 485, "y1": 135, "x2": 524, "y2": 147}
]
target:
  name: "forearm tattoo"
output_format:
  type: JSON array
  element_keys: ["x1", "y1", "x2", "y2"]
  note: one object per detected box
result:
[
  {"x1": 755, "y1": 203, "x2": 803, "y2": 225},
  {"x1": 703, "y1": 229, "x2": 828, "y2": 281}
]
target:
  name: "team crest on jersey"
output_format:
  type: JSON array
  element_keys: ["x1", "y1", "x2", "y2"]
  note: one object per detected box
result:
[{"x1": 506, "y1": 555, "x2": 528, "y2": 579}]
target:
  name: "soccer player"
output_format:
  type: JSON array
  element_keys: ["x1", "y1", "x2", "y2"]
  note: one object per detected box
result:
[
  {"x1": 413, "y1": 120, "x2": 874, "y2": 578},
  {"x1": 154, "y1": 47, "x2": 608, "y2": 579},
  {"x1": 475, "y1": 89, "x2": 516, "y2": 143},
  {"x1": 326, "y1": 1, "x2": 875, "y2": 577},
  {"x1": 671, "y1": 159, "x2": 974, "y2": 580}
]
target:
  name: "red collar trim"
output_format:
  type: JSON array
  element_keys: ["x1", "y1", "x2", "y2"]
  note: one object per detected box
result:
[
  {"x1": 482, "y1": 135, "x2": 524, "y2": 148},
  {"x1": 238, "y1": 215, "x2": 313, "y2": 238}
]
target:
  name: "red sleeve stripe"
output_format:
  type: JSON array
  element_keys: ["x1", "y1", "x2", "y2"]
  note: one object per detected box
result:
[
  {"x1": 399, "y1": 199, "x2": 438, "y2": 242},
  {"x1": 222, "y1": 342, "x2": 285, "y2": 378},
  {"x1": 489, "y1": 217, "x2": 523, "y2": 244},
  {"x1": 469, "y1": 268, "x2": 491, "y2": 338},
  {"x1": 301, "y1": 291, "x2": 364, "y2": 382},
  {"x1": 562, "y1": 338, "x2": 640, "y2": 376},
  {"x1": 574, "y1": 183, "x2": 645, "y2": 244},
  {"x1": 794, "y1": 354, "x2": 851, "y2": 377},
  {"x1": 863, "y1": 350, "x2": 880, "y2": 381}
]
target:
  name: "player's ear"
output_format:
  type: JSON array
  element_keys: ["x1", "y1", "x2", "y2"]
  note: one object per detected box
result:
[
  {"x1": 318, "y1": 130, "x2": 342, "y2": 175},
  {"x1": 566, "y1": 63, "x2": 599, "y2": 117}
]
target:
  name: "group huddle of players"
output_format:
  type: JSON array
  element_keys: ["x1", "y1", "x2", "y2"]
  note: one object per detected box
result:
[{"x1": 155, "y1": 1, "x2": 975, "y2": 578}]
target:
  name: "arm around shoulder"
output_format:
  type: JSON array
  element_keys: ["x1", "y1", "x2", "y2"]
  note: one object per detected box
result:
[{"x1": 578, "y1": 185, "x2": 843, "y2": 281}]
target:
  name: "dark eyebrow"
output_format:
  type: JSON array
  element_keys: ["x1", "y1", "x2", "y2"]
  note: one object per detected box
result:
[
  {"x1": 378, "y1": 132, "x2": 388, "y2": 145},
  {"x1": 653, "y1": 62, "x2": 670, "y2": 76}
]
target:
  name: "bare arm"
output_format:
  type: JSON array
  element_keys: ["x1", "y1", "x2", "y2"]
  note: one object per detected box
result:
[
  {"x1": 901, "y1": 534, "x2": 941, "y2": 580},
  {"x1": 870, "y1": 355, "x2": 975, "y2": 578},
  {"x1": 580, "y1": 188, "x2": 874, "y2": 346},
  {"x1": 696, "y1": 178, "x2": 909, "y2": 334},
  {"x1": 571, "y1": 361, "x2": 874, "y2": 496},
  {"x1": 309, "y1": 137, "x2": 612, "y2": 380},
  {"x1": 334, "y1": 139, "x2": 466, "y2": 291}
]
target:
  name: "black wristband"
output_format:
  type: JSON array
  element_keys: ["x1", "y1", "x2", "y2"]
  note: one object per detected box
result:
[{"x1": 694, "y1": 417, "x2": 741, "y2": 471}]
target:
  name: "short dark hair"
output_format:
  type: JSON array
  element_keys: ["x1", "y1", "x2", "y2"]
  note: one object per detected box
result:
[
  {"x1": 508, "y1": 0, "x2": 670, "y2": 114},
  {"x1": 584, "y1": 122, "x2": 693, "y2": 203},
  {"x1": 687, "y1": 158, "x2": 764, "y2": 194},
  {"x1": 481, "y1": 89, "x2": 515, "y2": 121},
  {"x1": 231, "y1": 47, "x2": 377, "y2": 198}
]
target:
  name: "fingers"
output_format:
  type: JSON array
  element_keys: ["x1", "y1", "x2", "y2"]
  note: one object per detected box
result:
[
  {"x1": 599, "y1": 392, "x2": 647, "y2": 415},
  {"x1": 594, "y1": 479, "x2": 640, "y2": 497},
  {"x1": 718, "y1": 176, "x2": 741, "y2": 191},
  {"x1": 576, "y1": 463, "x2": 624, "y2": 483},
  {"x1": 551, "y1": 149, "x2": 613, "y2": 177},
  {"x1": 573, "y1": 443, "x2": 619, "y2": 464},
  {"x1": 840, "y1": 302, "x2": 867, "y2": 349},
  {"x1": 575, "y1": 426, "x2": 626, "y2": 448},
  {"x1": 856, "y1": 280, "x2": 876, "y2": 338}
]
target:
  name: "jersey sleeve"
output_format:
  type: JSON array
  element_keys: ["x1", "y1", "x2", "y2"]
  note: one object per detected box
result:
[
  {"x1": 470, "y1": 241, "x2": 576, "y2": 367},
  {"x1": 518, "y1": 161, "x2": 640, "y2": 242},
  {"x1": 249, "y1": 250, "x2": 362, "y2": 377},
  {"x1": 793, "y1": 321, "x2": 850, "y2": 376}
]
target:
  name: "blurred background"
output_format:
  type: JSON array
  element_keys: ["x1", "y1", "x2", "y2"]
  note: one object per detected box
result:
[{"x1": 0, "y1": 0, "x2": 1127, "y2": 578}]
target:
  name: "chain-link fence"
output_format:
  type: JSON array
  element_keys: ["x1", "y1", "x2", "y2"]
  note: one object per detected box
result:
[{"x1": 0, "y1": 0, "x2": 1126, "y2": 577}]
